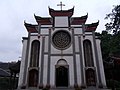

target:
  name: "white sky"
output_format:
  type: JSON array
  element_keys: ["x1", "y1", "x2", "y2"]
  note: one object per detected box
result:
[{"x1": 0, "y1": 0, "x2": 120, "y2": 62}]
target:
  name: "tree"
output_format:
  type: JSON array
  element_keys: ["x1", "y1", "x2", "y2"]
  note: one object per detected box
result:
[{"x1": 105, "y1": 5, "x2": 120, "y2": 34}]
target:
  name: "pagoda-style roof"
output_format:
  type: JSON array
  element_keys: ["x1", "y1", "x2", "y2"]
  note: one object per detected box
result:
[
  {"x1": 85, "y1": 21, "x2": 99, "y2": 32},
  {"x1": 24, "y1": 22, "x2": 38, "y2": 33},
  {"x1": 71, "y1": 14, "x2": 88, "y2": 25},
  {"x1": 34, "y1": 15, "x2": 52, "y2": 25},
  {"x1": 49, "y1": 7, "x2": 74, "y2": 17}
]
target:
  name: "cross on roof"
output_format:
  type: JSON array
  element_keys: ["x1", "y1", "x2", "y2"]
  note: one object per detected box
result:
[{"x1": 57, "y1": 2, "x2": 65, "y2": 11}]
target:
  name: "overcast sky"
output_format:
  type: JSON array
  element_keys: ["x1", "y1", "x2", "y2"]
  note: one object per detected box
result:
[{"x1": 0, "y1": 0, "x2": 120, "y2": 62}]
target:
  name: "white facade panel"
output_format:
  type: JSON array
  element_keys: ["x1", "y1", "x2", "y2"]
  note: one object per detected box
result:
[
  {"x1": 18, "y1": 39, "x2": 27, "y2": 87},
  {"x1": 43, "y1": 55, "x2": 48, "y2": 86},
  {"x1": 96, "y1": 39, "x2": 106, "y2": 87},
  {"x1": 64, "y1": 56, "x2": 74, "y2": 87},
  {"x1": 74, "y1": 28, "x2": 83, "y2": 34},
  {"x1": 51, "y1": 45, "x2": 61, "y2": 54},
  {"x1": 85, "y1": 32, "x2": 92, "y2": 35},
  {"x1": 63, "y1": 45, "x2": 73, "y2": 54},
  {"x1": 76, "y1": 54, "x2": 81, "y2": 86},
  {"x1": 75, "y1": 36, "x2": 79, "y2": 52},
  {"x1": 41, "y1": 29, "x2": 49, "y2": 35},
  {"x1": 55, "y1": 17, "x2": 68, "y2": 27},
  {"x1": 44, "y1": 36, "x2": 48, "y2": 52},
  {"x1": 41, "y1": 25, "x2": 52, "y2": 27},
  {"x1": 50, "y1": 56, "x2": 60, "y2": 87},
  {"x1": 71, "y1": 25, "x2": 82, "y2": 27}
]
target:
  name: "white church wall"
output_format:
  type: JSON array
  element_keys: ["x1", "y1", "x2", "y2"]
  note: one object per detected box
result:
[
  {"x1": 44, "y1": 36, "x2": 49, "y2": 53},
  {"x1": 50, "y1": 56, "x2": 59, "y2": 87},
  {"x1": 43, "y1": 55, "x2": 48, "y2": 86},
  {"x1": 55, "y1": 17, "x2": 68, "y2": 27},
  {"x1": 80, "y1": 36, "x2": 85, "y2": 67},
  {"x1": 51, "y1": 42, "x2": 73, "y2": 54},
  {"x1": 96, "y1": 39, "x2": 106, "y2": 86},
  {"x1": 74, "y1": 36, "x2": 79, "y2": 53},
  {"x1": 18, "y1": 39, "x2": 27, "y2": 87},
  {"x1": 63, "y1": 45, "x2": 73, "y2": 54},
  {"x1": 74, "y1": 28, "x2": 83, "y2": 35},
  {"x1": 30, "y1": 33, "x2": 38, "y2": 36},
  {"x1": 64, "y1": 56, "x2": 74, "y2": 87},
  {"x1": 85, "y1": 32, "x2": 92, "y2": 35},
  {"x1": 41, "y1": 25, "x2": 52, "y2": 28},
  {"x1": 71, "y1": 25, "x2": 82, "y2": 27},
  {"x1": 51, "y1": 45, "x2": 61, "y2": 54},
  {"x1": 25, "y1": 37, "x2": 32, "y2": 85},
  {"x1": 41, "y1": 28, "x2": 49, "y2": 35},
  {"x1": 79, "y1": 36, "x2": 86, "y2": 85},
  {"x1": 53, "y1": 28, "x2": 69, "y2": 31},
  {"x1": 76, "y1": 54, "x2": 82, "y2": 86},
  {"x1": 38, "y1": 37, "x2": 43, "y2": 84}
]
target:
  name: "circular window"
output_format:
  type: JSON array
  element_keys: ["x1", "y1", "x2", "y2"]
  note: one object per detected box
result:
[{"x1": 52, "y1": 30, "x2": 71, "y2": 50}]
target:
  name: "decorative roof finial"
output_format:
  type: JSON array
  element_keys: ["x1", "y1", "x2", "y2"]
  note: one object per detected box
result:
[{"x1": 57, "y1": 1, "x2": 65, "y2": 11}]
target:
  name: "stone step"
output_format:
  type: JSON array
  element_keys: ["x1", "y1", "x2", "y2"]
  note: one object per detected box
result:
[
  {"x1": 83, "y1": 87, "x2": 111, "y2": 90},
  {"x1": 50, "y1": 87, "x2": 75, "y2": 90},
  {"x1": 17, "y1": 87, "x2": 111, "y2": 90}
]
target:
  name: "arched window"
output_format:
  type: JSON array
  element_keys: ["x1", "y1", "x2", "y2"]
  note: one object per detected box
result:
[
  {"x1": 30, "y1": 40, "x2": 40, "y2": 67},
  {"x1": 83, "y1": 40, "x2": 94, "y2": 67}
]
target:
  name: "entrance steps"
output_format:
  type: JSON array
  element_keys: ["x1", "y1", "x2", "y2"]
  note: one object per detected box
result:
[
  {"x1": 17, "y1": 87, "x2": 41, "y2": 90},
  {"x1": 17, "y1": 87, "x2": 74, "y2": 90},
  {"x1": 50, "y1": 87, "x2": 75, "y2": 90},
  {"x1": 83, "y1": 87, "x2": 111, "y2": 90},
  {"x1": 17, "y1": 87, "x2": 111, "y2": 90}
]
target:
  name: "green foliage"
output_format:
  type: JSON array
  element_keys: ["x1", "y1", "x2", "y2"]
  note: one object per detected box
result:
[
  {"x1": 0, "y1": 77, "x2": 10, "y2": 90},
  {"x1": 106, "y1": 79, "x2": 120, "y2": 89},
  {"x1": 96, "y1": 31, "x2": 120, "y2": 60},
  {"x1": 96, "y1": 31, "x2": 120, "y2": 89},
  {"x1": 105, "y1": 5, "x2": 120, "y2": 34},
  {"x1": 0, "y1": 77, "x2": 18, "y2": 90}
]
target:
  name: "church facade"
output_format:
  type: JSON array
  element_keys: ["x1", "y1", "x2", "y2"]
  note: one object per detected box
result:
[{"x1": 18, "y1": 7, "x2": 106, "y2": 89}]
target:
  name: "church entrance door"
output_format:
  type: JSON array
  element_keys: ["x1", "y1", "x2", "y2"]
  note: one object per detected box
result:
[
  {"x1": 28, "y1": 69, "x2": 38, "y2": 87},
  {"x1": 56, "y1": 66, "x2": 68, "y2": 87}
]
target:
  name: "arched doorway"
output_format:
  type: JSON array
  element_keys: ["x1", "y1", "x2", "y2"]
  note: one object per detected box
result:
[
  {"x1": 28, "y1": 69, "x2": 38, "y2": 87},
  {"x1": 56, "y1": 66, "x2": 68, "y2": 87},
  {"x1": 86, "y1": 68, "x2": 96, "y2": 86},
  {"x1": 55, "y1": 59, "x2": 69, "y2": 87}
]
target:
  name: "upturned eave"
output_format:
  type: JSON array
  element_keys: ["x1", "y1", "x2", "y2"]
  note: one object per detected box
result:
[
  {"x1": 24, "y1": 21, "x2": 38, "y2": 33},
  {"x1": 49, "y1": 7, "x2": 74, "y2": 17}
]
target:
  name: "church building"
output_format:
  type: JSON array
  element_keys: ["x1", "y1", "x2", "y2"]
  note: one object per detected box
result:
[{"x1": 18, "y1": 5, "x2": 107, "y2": 89}]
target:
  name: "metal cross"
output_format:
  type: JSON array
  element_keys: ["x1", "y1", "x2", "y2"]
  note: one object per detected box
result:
[{"x1": 57, "y1": 2, "x2": 65, "y2": 10}]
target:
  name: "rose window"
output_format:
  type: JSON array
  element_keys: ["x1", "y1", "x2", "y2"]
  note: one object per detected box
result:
[{"x1": 52, "y1": 30, "x2": 71, "y2": 50}]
